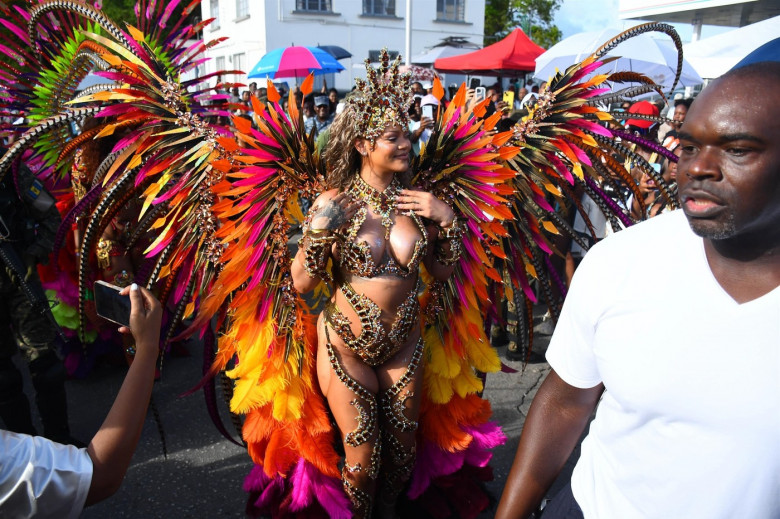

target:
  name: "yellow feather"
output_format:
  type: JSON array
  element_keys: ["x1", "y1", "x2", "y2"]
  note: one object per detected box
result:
[
  {"x1": 542, "y1": 221, "x2": 560, "y2": 235},
  {"x1": 425, "y1": 328, "x2": 461, "y2": 378},
  {"x1": 452, "y1": 368, "x2": 484, "y2": 398},
  {"x1": 424, "y1": 370, "x2": 454, "y2": 404},
  {"x1": 466, "y1": 338, "x2": 502, "y2": 373}
]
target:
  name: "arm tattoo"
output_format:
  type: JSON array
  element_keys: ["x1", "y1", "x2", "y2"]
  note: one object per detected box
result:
[{"x1": 314, "y1": 200, "x2": 349, "y2": 230}]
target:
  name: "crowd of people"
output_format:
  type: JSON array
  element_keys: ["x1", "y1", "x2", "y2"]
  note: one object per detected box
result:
[{"x1": 1, "y1": 21, "x2": 778, "y2": 519}]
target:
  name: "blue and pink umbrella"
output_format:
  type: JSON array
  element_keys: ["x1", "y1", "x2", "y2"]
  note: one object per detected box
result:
[{"x1": 248, "y1": 46, "x2": 345, "y2": 79}]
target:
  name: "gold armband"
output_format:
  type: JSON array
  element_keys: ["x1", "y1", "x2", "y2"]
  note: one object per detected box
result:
[
  {"x1": 299, "y1": 228, "x2": 336, "y2": 280},
  {"x1": 96, "y1": 238, "x2": 124, "y2": 270},
  {"x1": 434, "y1": 219, "x2": 463, "y2": 266}
]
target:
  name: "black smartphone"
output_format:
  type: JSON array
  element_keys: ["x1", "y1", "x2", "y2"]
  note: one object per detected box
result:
[{"x1": 94, "y1": 280, "x2": 131, "y2": 328}]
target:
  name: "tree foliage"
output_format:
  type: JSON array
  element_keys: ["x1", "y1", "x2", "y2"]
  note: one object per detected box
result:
[{"x1": 484, "y1": 0, "x2": 562, "y2": 49}]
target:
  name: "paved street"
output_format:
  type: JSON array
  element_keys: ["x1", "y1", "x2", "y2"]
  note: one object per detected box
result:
[{"x1": 17, "y1": 321, "x2": 569, "y2": 518}]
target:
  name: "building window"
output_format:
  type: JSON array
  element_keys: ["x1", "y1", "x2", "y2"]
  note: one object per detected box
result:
[
  {"x1": 210, "y1": 0, "x2": 220, "y2": 29},
  {"x1": 236, "y1": 0, "x2": 248, "y2": 18},
  {"x1": 363, "y1": 0, "x2": 395, "y2": 16},
  {"x1": 437, "y1": 0, "x2": 465, "y2": 22},
  {"x1": 296, "y1": 0, "x2": 332, "y2": 12},
  {"x1": 215, "y1": 56, "x2": 226, "y2": 84},
  {"x1": 232, "y1": 52, "x2": 246, "y2": 79}
]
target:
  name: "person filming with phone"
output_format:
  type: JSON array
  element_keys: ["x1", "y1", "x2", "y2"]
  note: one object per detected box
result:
[
  {"x1": 409, "y1": 94, "x2": 438, "y2": 155},
  {"x1": 1, "y1": 283, "x2": 163, "y2": 518}
]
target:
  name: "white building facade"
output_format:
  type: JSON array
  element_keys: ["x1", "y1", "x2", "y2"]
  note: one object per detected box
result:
[{"x1": 200, "y1": 0, "x2": 486, "y2": 92}]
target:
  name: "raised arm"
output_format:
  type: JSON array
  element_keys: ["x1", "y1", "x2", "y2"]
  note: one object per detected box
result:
[
  {"x1": 495, "y1": 370, "x2": 604, "y2": 519},
  {"x1": 85, "y1": 284, "x2": 162, "y2": 506}
]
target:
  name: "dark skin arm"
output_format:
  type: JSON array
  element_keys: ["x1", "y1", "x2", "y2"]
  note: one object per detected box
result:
[
  {"x1": 85, "y1": 285, "x2": 162, "y2": 505},
  {"x1": 495, "y1": 370, "x2": 604, "y2": 519}
]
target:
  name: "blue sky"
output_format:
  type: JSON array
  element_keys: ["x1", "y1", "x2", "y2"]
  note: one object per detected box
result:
[{"x1": 554, "y1": 0, "x2": 731, "y2": 42}]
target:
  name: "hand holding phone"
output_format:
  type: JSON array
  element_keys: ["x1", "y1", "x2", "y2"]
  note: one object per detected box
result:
[
  {"x1": 421, "y1": 104, "x2": 434, "y2": 120},
  {"x1": 94, "y1": 280, "x2": 132, "y2": 328},
  {"x1": 474, "y1": 87, "x2": 486, "y2": 102}
]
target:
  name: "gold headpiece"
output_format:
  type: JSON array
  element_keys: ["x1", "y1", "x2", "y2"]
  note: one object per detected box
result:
[{"x1": 346, "y1": 49, "x2": 412, "y2": 143}]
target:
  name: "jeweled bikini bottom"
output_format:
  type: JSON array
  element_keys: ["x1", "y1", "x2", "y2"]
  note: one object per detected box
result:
[{"x1": 323, "y1": 280, "x2": 419, "y2": 366}]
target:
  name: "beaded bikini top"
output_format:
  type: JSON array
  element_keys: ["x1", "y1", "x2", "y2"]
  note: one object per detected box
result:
[{"x1": 337, "y1": 177, "x2": 428, "y2": 279}]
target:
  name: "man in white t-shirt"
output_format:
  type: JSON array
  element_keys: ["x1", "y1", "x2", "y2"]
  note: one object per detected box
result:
[{"x1": 496, "y1": 63, "x2": 780, "y2": 518}]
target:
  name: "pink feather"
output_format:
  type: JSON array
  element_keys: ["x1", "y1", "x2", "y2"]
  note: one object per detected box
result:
[
  {"x1": 408, "y1": 439, "x2": 466, "y2": 499},
  {"x1": 159, "y1": 0, "x2": 181, "y2": 27},
  {"x1": 311, "y1": 471, "x2": 352, "y2": 518},
  {"x1": 289, "y1": 458, "x2": 315, "y2": 510}
]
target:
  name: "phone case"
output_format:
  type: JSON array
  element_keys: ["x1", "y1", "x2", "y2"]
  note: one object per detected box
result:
[{"x1": 94, "y1": 281, "x2": 132, "y2": 327}]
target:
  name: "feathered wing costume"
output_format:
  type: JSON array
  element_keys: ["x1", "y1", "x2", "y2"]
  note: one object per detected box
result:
[{"x1": 0, "y1": 2, "x2": 681, "y2": 515}]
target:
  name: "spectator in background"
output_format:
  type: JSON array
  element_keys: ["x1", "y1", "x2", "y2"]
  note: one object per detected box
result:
[
  {"x1": 411, "y1": 81, "x2": 424, "y2": 96},
  {"x1": 256, "y1": 87, "x2": 268, "y2": 105},
  {"x1": 0, "y1": 284, "x2": 162, "y2": 518},
  {"x1": 302, "y1": 99, "x2": 315, "y2": 125},
  {"x1": 229, "y1": 86, "x2": 241, "y2": 106},
  {"x1": 409, "y1": 94, "x2": 437, "y2": 155},
  {"x1": 420, "y1": 80, "x2": 433, "y2": 95},
  {"x1": 625, "y1": 100, "x2": 660, "y2": 142},
  {"x1": 248, "y1": 82, "x2": 257, "y2": 96},
  {"x1": 304, "y1": 95, "x2": 333, "y2": 138},
  {"x1": 515, "y1": 87, "x2": 529, "y2": 110},
  {"x1": 327, "y1": 88, "x2": 339, "y2": 114},
  {"x1": 663, "y1": 98, "x2": 693, "y2": 143}
]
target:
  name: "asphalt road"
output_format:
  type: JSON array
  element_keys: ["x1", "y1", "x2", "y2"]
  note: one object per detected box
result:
[{"x1": 13, "y1": 323, "x2": 570, "y2": 518}]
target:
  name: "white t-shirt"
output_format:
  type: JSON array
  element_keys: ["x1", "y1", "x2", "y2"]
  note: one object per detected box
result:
[
  {"x1": 547, "y1": 210, "x2": 780, "y2": 519},
  {"x1": 0, "y1": 431, "x2": 93, "y2": 519}
]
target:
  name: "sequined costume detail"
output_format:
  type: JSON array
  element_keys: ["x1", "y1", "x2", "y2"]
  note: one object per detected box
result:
[
  {"x1": 380, "y1": 337, "x2": 423, "y2": 433},
  {"x1": 324, "y1": 281, "x2": 420, "y2": 366},
  {"x1": 338, "y1": 177, "x2": 428, "y2": 277},
  {"x1": 325, "y1": 330, "x2": 378, "y2": 447}
]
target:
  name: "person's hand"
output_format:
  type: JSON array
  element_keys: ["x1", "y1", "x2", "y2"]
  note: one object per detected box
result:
[
  {"x1": 397, "y1": 189, "x2": 455, "y2": 227},
  {"x1": 309, "y1": 192, "x2": 361, "y2": 233},
  {"x1": 419, "y1": 116, "x2": 433, "y2": 130},
  {"x1": 118, "y1": 284, "x2": 162, "y2": 356}
]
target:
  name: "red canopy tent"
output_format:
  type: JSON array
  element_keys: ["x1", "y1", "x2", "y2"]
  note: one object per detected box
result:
[{"x1": 434, "y1": 28, "x2": 545, "y2": 75}]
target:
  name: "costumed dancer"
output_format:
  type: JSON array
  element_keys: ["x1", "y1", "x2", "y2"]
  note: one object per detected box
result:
[{"x1": 290, "y1": 60, "x2": 463, "y2": 516}]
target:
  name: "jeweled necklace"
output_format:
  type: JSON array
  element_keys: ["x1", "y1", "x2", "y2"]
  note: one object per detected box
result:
[{"x1": 348, "y1": 175, "x2": 402, "y2": 239}]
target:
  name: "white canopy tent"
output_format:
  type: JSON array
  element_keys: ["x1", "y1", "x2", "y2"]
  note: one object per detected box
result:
[{"x1": 684, "y1": 15, "x2": 780, "y2": 78}]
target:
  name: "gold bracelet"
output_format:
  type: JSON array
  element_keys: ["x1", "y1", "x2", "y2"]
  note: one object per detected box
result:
[
  {"x1": 299, "y1": 230, "x2": 336, "y2": 280},
  {"x1": 434, "y1": 219, "x2": 463, "y2": 265}
]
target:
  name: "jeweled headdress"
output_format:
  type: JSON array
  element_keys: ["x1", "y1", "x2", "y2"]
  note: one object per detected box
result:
[{"x1": 346, "y1": 49, "x2": 412, "y2": 143}]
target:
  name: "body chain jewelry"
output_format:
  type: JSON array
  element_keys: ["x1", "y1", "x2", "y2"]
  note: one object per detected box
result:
[
  {"x1": 380, "y1": 337, "x2": 423, "y2": 433},
  {"x1": 347, "y1": 175, "x2": 402, "y2": 240},
  {"x1": 325, "y1": 328, "x2": 378, "y2": 447}
]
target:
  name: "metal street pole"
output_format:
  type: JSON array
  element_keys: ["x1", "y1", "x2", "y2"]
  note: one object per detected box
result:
[{"x1": 405, "y1": 0, "x2": 412, "y2": 65}]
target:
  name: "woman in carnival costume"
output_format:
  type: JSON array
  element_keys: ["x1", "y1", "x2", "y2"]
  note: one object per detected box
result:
[{"x1": 291, "y1": 57, "x2": 464, "y2": 516}]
